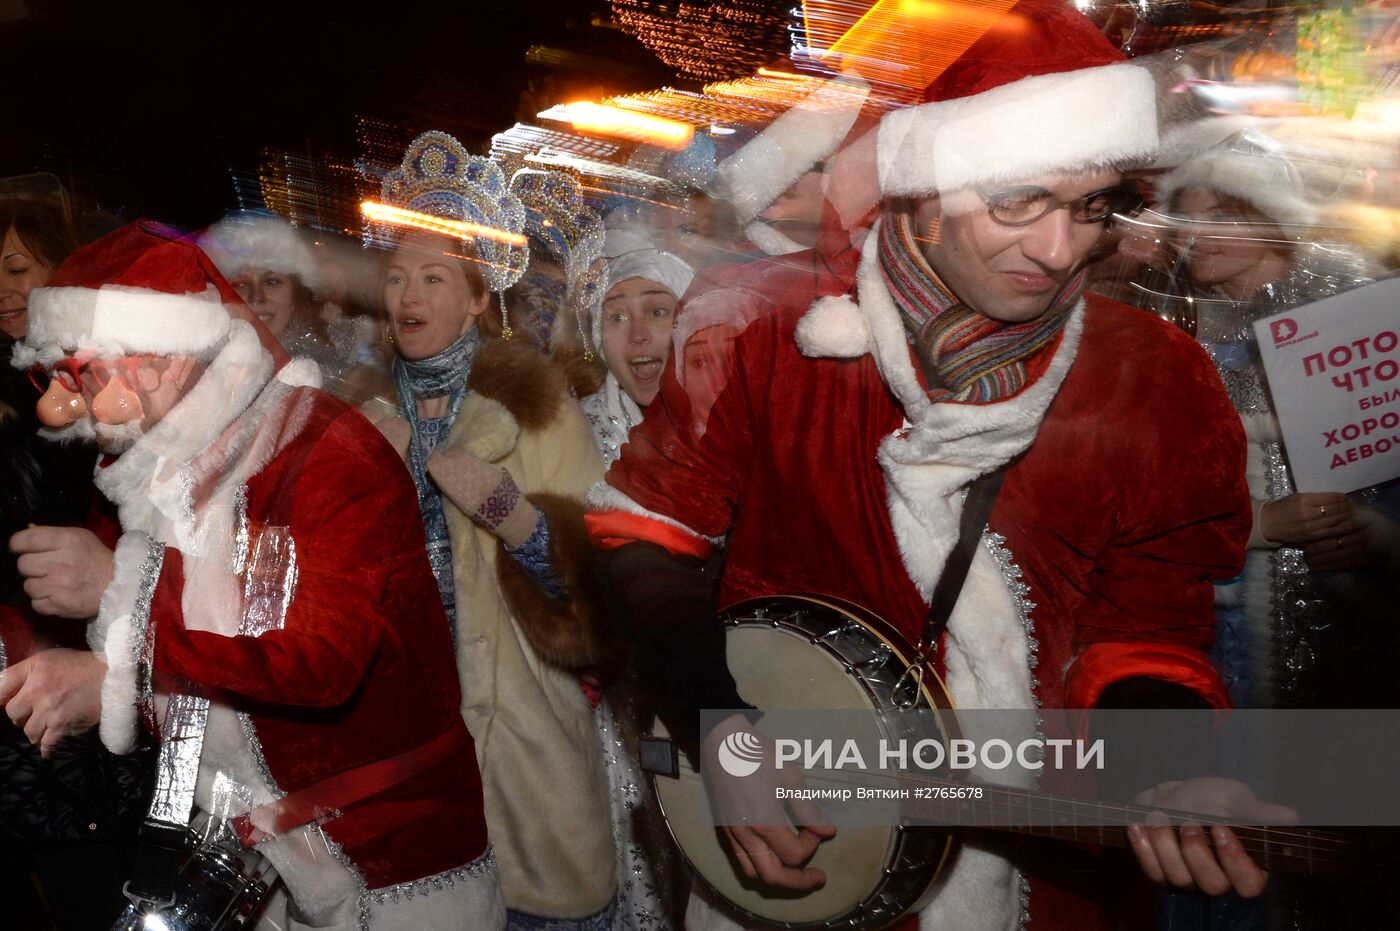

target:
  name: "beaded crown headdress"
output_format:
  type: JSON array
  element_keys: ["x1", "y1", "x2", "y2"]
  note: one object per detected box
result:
[
  {"x1": 381, "y1": 131, "x2": 529, "y2": 295},
  {"x1": 508, "y1": 169, "x2": 605, "y2": 300}
]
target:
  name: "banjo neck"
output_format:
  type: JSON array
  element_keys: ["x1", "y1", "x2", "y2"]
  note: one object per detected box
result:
[{"x1": 891, "y1": 778, "x2": 1356, "y2": 877}]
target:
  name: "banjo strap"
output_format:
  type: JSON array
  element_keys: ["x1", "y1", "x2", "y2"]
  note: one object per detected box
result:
[{"x1": 915, "y1": 462, "x2": 1011, "y2": 662}]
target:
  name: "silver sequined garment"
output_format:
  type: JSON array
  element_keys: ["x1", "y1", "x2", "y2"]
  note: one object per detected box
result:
[
  {"x1": 581, "y1": 376, "x2": 682, "y2": 928},
  {"x1": 1188, "y1": 245, "x2": 1370, "y2": 707},
  {"x1": 582, "y1": 375, "x2": 644, "y2": 469},
  {"x1": 595, "y1": 686, "x2": 684, "y2": 930}
]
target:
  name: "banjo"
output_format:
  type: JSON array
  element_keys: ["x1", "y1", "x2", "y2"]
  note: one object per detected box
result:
[{"x1": 649, "y1": 595, "x2": 1359, "y2": 930}]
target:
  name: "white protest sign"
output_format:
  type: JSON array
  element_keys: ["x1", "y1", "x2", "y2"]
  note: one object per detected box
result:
[{"x1": 1253, "y1": 276, "x2": 1400, "y2": 493}]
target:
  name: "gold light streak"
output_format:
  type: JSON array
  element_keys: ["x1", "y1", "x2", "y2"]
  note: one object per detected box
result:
[
  {"x1": 360, "y1": 201, "x2": 527, "y2": 247},
  {"x1": 539, "y1": 102, "x2": 695, "y2": 149},
  {"x1": 804, "y1": 0, "x2": 1019, "y2": 91}
]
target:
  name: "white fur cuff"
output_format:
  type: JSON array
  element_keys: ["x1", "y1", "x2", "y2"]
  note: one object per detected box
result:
[
  {"x1": 586, "y1": 481, "x2": 725, "y2": 548},
  {"x1": 96, "y1": 532, "x2": 164, "y2": 755}
]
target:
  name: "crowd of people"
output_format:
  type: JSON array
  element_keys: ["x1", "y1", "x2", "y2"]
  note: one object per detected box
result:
[{"x1": 1, "y1": 1, "x2": 1398, "y2": 929}]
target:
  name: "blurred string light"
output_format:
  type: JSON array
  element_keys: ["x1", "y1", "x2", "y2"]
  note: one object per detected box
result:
[
  {"x1": 602, "y1": 70, "x2": 872, "y2": 133},
  {"x1": 256, "y1": 147, "x2": 366, "y2": 236},
  {"x1": 493, "y1": 1, "x2": 1020, "y2": 205},
  {"x1": 360, "y1": 201, "x2": 528, "y2": 247},
  {"x1": 490, "y1": 124, "x2": 624, "y2": 178},
  {"x1": 611, "y1": 0, "x2": 794, "y2": 81}
]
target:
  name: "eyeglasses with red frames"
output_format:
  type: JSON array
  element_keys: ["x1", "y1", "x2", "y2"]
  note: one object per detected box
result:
[{"x1": 28, "y1": 355, "x2": 154, "y2": 396}]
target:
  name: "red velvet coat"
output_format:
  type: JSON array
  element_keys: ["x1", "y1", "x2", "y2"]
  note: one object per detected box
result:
[
  {"x1": 589, "y1": 230, "x2": 1251, "y2": 928},
  {"x1": 88, "y1": 340, "x2": 488, "y2": 918}
]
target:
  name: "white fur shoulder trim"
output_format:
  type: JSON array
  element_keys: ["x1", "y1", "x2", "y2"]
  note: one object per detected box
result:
[{"x1": 796, "y1": 294, "x2": 871, "y2": 359}]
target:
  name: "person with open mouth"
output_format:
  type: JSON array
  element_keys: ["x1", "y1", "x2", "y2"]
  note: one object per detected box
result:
[
  {"x1": 361, "y1": 130, "x2": 619, "y2": 931},
  {"x1": 577, "y1": 241, "x2": 696, "y2": 930},
  {"x1": 581, "y1": 245, "x2": 694, "y2": 467}
]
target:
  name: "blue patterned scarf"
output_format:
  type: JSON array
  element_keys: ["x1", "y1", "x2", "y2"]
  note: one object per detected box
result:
[{"x1": 394, "y1": 327, "x2": 482, "y2": 639}]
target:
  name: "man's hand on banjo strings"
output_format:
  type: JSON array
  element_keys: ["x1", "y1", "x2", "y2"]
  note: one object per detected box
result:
[
  {"x1": 1127, "y1": 776, "x2": 1298, "y2": 898},
  {"x1": 701, "y1": 713, "x2": 837, "y2": 891}
]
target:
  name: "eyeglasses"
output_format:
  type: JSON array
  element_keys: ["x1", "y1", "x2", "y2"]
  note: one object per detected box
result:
[
  {"x1": 983, "y1": 184, "x2": 1144, "y2": 228},
  {"x1": 28, "y1": 355, "x2": 150, "y2": 395}
]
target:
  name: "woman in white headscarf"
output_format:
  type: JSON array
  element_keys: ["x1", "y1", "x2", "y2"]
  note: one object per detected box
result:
[
  {"x1": 1154, "y1": 127, "x2": 1396, "y2": 711},
  {"x1": 579, "y1": 246, "x2": 695, "y2": 930},
  {"x1": 581, "y1": 248, "x2": 694, "y2": 465}
]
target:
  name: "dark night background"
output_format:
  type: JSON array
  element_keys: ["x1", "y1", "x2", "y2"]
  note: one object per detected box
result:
[{"x1": 0, "y1": 0, "x2": 685, "y2": 231}]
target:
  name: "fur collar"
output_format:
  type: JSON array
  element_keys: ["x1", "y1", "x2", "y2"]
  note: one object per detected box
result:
[{"x1": 467, "y1": 337, "x2": 567, "y2": 432}]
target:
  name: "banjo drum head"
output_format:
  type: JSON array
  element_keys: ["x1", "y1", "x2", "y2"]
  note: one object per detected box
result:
[{"x1": 654, "y1": 618, "x2": 916, "y2": 927}]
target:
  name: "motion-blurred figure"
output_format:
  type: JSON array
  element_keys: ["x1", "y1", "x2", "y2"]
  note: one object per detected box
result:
[
  {"x1": 200, "y1": 212, "x2": 365, "y2": 389},
  {"x1": 6, "y1": 221, "x2": 503, "y2": 927},
  {"x1": 1152, "y1": 128, "x2": 1396, "y2": 710},
  {"x1": 364, "y1": 132, "x2": 618, "y2": 930}
]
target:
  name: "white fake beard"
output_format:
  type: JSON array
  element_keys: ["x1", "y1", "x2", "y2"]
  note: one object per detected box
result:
[{"x1": 94, "y1": 420, "x2": 146, "y2": 454}]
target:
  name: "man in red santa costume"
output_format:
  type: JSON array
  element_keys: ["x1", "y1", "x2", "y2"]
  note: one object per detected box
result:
[
  {"x1": 589, "y1": 2, "x2": 1270, "y2": 928},
  {"x1": 2, "y1": 222, "x2": 503, "y2": 928}
]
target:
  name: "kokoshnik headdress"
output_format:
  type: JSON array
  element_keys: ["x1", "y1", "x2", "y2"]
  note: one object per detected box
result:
[
  {"x1": 509, "y1": 169, "x2": 604, "y2": 353},
  {"x1": 380, "y1": 131, "x2": 529, "y2": 337}
]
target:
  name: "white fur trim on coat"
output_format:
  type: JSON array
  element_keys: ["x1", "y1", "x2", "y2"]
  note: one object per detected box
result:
[
  {"x1": 93, "y1": 531, "x2": 162, "y2": 754},
  {"x1": 878, "y1": 63, "x2": 1158, "y2": 203},
  {"x1": 742, "y1": 220, "x2": 806, "y2": 258},
  {"x1": 715, "y1": 79, "x2": 869, "y2": 227},
  {"x1": 25, "y1": 284, "x2": 233, "y2": 359}
]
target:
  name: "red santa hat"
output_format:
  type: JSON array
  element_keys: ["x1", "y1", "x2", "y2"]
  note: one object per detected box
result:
[
  {"x1": 714, "y1": 75, "x2": 870, "y2": 253},
  {"x1": 14, "y1": 221, "x2": 287, "y2": 369},
  {"x1": 876, "y1": 0, "x2": 1159, "y2": 213}
]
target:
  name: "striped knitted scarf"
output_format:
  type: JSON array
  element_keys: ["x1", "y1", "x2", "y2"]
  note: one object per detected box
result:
[{"x1": 877, "y1": 205, "x2": 1083, "y2": 403}]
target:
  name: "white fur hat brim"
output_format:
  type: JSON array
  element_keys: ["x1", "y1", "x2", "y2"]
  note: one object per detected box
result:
[
  {"x1": 199, "y1": 214, "x2": 326, "y2": 296},
  {"x1": 878, "y1": 63, "x2": 1158, "y2": 205},
  {"x1": 23, "y1": 284, "x2": 233, "y2": 360},
  {"x1": 1156, "y1": 138, "x2": 1318, "y2": 229}
]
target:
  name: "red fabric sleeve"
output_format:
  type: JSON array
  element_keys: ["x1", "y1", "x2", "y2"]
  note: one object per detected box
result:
[
  {"x1": 152, "y1": 414, "x2": 401, "y2": 708},
  {"x1": 1065, "y1": 641, "x2": 1232, "y2": 711},
  {"x1": 1066, "y1": 306, "x2": 1251, "y2": 653},
  {"x1": 601, "y1": 284, "x2": 772, "y2": 544}
]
